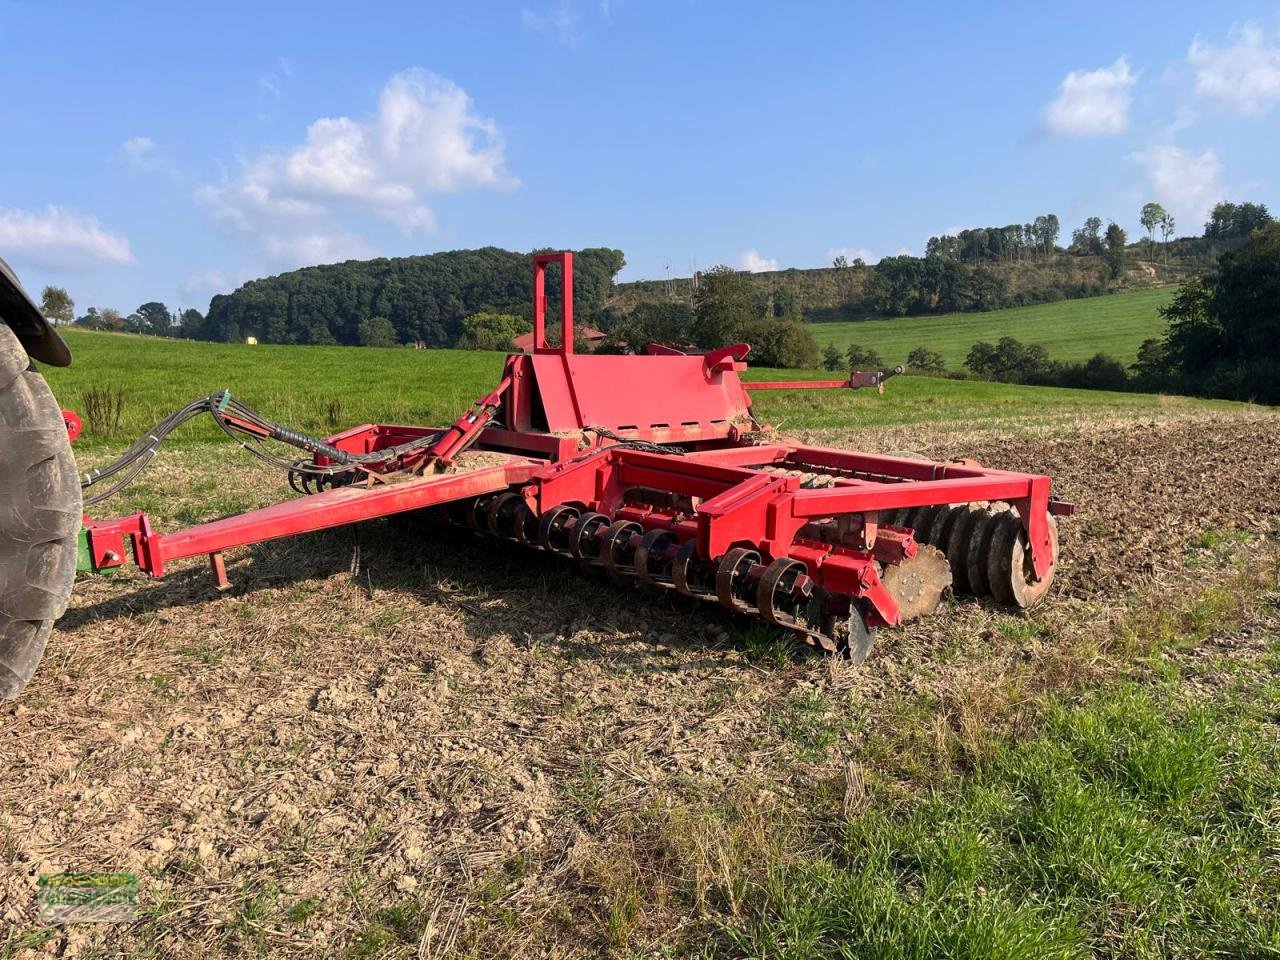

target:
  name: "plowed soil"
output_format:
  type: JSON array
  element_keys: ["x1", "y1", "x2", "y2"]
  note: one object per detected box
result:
[{"x1": 3, "y1": 410, "x2": 1278, "y2": 957}]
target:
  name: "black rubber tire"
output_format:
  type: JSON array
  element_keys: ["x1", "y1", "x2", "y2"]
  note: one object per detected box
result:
[{"x1": 0, "y1": 324, "x2": 81, "y2": 699}]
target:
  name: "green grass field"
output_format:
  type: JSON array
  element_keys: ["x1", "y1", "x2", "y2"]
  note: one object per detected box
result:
[
  {"x1": 731, "y1": 678, "x2": 1280, "y2": 957},
  {"x1": 48, "y1": 326, "x2": 1237, "y2": 448},
  {"x1": 810, "y1": 287, "x2": 1175, "y2": 368}
]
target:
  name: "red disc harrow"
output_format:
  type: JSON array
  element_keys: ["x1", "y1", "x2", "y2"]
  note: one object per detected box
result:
[{"x1": 81, "y1": 252, "x2": 1072, "y2": 659}]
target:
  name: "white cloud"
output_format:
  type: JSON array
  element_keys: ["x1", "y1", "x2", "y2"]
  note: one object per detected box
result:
[
  {"x1": 826, "y1": 246, "x2": 878, "y2": 265},
  {"x1": 116, "y1": 136, "x2": 159, "y2": 172},
  {"x1": 522, "y1": 3, "x2": 583, "y2": 45},
  {"x1": 180, "y1": 269, "x2": 230, "y2": 297},
  {"x1": 737, "y1": 249, "x2": 778, "y2": 273},
  {"x1": 1043, "y1": 57, "x2": 1136, "y2": 137},
  {"x1": 0, "y1": 205, "x2": 133, "y2": 271},
  {"x1": 198, "y1": 68, "x2": 514, "y2": 266},
  {"x1": 1188, "y1": 23, "x2": 1280, "y2": 117},
  {"x1": 258, "y1": 56, "x2": 293, "y2": 101},
  {"x1": 262, "y1": 232, "x2": 377, "y2": 268},
  {"x1": 1129, "y1": 145, "x2": 1225, "y2": 226}
]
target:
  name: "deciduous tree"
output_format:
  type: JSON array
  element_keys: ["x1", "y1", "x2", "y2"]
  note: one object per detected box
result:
[
  {"x1": 1104, "y1": 222, "x2": 1127, "y2": 278},
  {"x1": 1070, "y1": 217, "x2": 1104, "y2": 255},
  {"x1": 456, "y1": 312, "x2": 529, "y2": 351},
  {"x1": 40, "y1": 286, "x2": 74, "y2": 326},
  {"x1": 358, "y1": 315, "x2": 398, "y2": 347},
  {"x1": 846, "y1": 344, "x2": 884, "y2": 370},
  {"x1": 177, "y1": 308, "x2": 204, "y2": 338},
  {"x1": 740, "y1": 316, "x2": 817, "y2": 368},
  {"x1": 1204, "y1": 201, "x2": 1273, "y2": 240},
  {"x1": 1140, "y1": 202, "x2": 1166, "y2": 262},
  {"x1": 691, "y1": 265, "x2": 754, "y2": 348},
  {"x1": 135, "y1": 301, "x2": 174, "y2": 337},
  {"x1": 906, "y1": 346, "x2": 946, "y2": 375},
  {"x1": 1158, "y1": 212, "x2": 1176, "y2": 266}
]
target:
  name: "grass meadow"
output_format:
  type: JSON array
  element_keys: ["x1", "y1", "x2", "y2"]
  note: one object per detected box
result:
[
  {"x1": 810, "y1": 287, "x2": 1175, "y2": 369},
  {"x1": 47, "y1": 322, "x2": 1234, "y2": 449}
]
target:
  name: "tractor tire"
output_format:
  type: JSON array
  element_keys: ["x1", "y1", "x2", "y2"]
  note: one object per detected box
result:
[{"x1": 0, "y1": 323, "x2": 81, "y2": 699}]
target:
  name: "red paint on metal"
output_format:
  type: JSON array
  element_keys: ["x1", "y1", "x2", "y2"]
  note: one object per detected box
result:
[
  {"x1": 63, "y1": 410, "x2": 82, "y2": 443},
  {"x1": 210, "y1": 552, "x2": 231, "y2": 591},
  {"x1": 744, "y1": 379, "x2": 852, "y2": 391},
  {"x1": 871, "y1": 528, "x2": 918, "y2": 565},
  {"x1": 532, "y1": 252, "x2": 573, "y2": 355}
]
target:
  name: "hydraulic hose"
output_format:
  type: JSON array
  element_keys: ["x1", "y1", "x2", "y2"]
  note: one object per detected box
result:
[{"x1": 81, "y1": 391, "x2": 441, "y2": 505}]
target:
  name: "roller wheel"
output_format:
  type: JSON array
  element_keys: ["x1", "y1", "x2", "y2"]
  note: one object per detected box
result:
[
  {"x1": 672, "y1": 540, "x2": 712, "y2": 598},
  {"x1": 927, "y1": 504, "x2": 963, "y2": 552},
  {"x1": 511, "y1": 502, "x2": 538, "y2": 547},
  {"x1": 986, "y1": 512, "x2": 1059, "y2": 609},
  {"x1": 945, "y1": 505, "x2": 984, "y2": 594},
  {"x1": 536, "y1": 504, "x2": 578, "y2": 553},
  {"x1": 633, "y1": 529, "x2": 677, "y2": 588},
  {"x1": 756, "y1": 557, "x2": 813, "y2": 628},
  {"x1": 485, "y1": 491, "x2": 523, "y2": 539},
  {"x1": 0, "y1": 324, "x2": 81, "y2": 699},
  {"x1": 964, "y1": 506, "x2": 1003, "y2": 597},
  {"x1": 569, "y1": 511, "x2": 610, "y2": 563},
  {"x1": 600, "y1": 519, "x2": 642, "y2": 585},
  {"x1": 464, "y1": 495, "x2": 494, "y2": 532},
  {"x1": 715, "y1": 547, "x2": 760, "y2": 614},
  {"x1": 912, "y1": 505, "x2": 944, "y2": 544}
]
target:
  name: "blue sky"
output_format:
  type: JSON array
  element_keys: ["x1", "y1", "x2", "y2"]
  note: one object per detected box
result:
[{"x1": 2, "y1": 1, "x2": 1278, "y2": 315}]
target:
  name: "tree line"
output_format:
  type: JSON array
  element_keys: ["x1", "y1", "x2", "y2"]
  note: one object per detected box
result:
[
  {"x1": 69, "y1": 301, "x2": 205, "y2": 337},
  {"x1": 925, "y1": 214, "x2": 1062, "y2": 262},
  {"x1": 922, "y1": 201, "x2": 1270, "y2": 267},
  {"x1": 197, "y1": 247, "x2": 626, "y2": 347},
  {"x1": 851, "y1": 201, "x2": 1271, "y2": 320},
  {"x1": 593, "y1": 265, "x2": 818, "y2": 367},
  {"x1": 836, "y1": 222, "x2": 1278, "y2": 404},
  {"x1": 36, "y1": 285, "x2": 206, "y2": 340}
]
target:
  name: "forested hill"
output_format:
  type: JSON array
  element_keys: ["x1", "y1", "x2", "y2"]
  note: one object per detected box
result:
[
  {"x1": 614, "y1": 249, "x2": 1196, "y2": 324},
  {"x1": 198, "y1": 247, "x2": 625, "y2": 347}
]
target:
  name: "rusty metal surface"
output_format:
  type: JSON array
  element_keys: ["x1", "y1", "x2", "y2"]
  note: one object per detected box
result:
[{"x1": 880, "y1": 545, "x2": 952, "y2": 621}]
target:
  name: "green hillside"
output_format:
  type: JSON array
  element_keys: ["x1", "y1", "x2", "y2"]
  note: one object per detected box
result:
[
  {"x1": 614, "y1": 252, "x2": 1192, "y2": 324},
  {"x1": 811, "y1": 286, "x2": 1175, "y2": 369}
]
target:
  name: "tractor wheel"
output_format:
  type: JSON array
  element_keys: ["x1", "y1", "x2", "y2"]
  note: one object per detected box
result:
[{"x1": 0, "y1": 324, "x2": 81, "y2": 699}]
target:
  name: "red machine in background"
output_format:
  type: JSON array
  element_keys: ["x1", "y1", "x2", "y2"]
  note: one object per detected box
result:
[{"x1": 80, "y1": 252, "x2": 1070, "y2": 659}]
